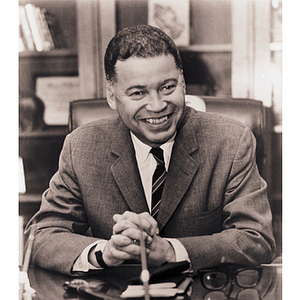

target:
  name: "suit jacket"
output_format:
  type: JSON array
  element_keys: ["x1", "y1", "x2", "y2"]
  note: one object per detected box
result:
[{"x1": 28, "y1": 107, "x2": 276, "y2": 275}]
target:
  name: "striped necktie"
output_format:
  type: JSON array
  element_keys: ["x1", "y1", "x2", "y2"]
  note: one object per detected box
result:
[{"x1": 150, "y1": 147, "x2": 166, "y2": 219}]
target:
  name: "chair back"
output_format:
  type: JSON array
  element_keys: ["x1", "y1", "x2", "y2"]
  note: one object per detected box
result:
[
  {"x1": 68, "y1": 95, "x2": 266, "y2": 178},
  {"x1": 68, "y1": 95, "x2": 206, "y2": 132}
]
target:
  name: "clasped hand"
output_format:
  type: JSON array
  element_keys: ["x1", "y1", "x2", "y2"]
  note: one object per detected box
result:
[{"x1": 102, "y1": 211, "x2": 175, "y2": 267}]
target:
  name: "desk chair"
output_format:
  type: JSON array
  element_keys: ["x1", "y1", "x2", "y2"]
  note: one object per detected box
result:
[
  {"x1": 68, "y1": 95, "x2": 267, "y2": 181},
  {"x1": 68, "y1": 95, "x2": 206, "y2": 131}
]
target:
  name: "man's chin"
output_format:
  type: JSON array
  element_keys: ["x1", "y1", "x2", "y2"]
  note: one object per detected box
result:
[{"x1": 143, "y1": 132, "x2": 176, "y2": 147}]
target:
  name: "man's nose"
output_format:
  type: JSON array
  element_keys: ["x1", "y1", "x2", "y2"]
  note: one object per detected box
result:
[{"x1": 146, "y1": 92, "x2": 167, "y2": 112}]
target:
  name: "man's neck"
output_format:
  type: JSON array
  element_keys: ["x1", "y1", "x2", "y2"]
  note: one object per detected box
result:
[{"x1": 130, "y1": 132, "x2": 177, "y2": 149}]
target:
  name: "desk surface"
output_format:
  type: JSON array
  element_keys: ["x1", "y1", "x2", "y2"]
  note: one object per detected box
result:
[{"x1": 26, "y1": 260, "x2": 282, "y2": 300}]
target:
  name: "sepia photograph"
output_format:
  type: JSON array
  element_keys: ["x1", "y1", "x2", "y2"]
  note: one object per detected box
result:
[{"x1": 11, "y1": 0, "x2": 290, "y2": 299}]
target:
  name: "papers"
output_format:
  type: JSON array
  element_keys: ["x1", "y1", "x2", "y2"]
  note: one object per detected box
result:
[{"x1": 121, "y1": 277, "x2": 193, "y2": 298}]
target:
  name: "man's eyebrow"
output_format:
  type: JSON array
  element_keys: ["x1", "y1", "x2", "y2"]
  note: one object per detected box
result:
[
  {"x1": 125, "y1": 78, "x2": 179, "y2": 94},
  {"x1": 126, "y1": 85, "x2": 147, "y2": 93},
  {"x1": 159, "y1": 78, "x2": 178, "y2": 86}
]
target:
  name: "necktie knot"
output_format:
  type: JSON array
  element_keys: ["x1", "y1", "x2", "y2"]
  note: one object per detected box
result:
[{"x1": 150, "y1": 147, "x2": 164, "y2": 165}]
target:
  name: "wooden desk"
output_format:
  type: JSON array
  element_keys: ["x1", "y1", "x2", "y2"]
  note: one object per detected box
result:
[{"x1": 26, "y1": 260, "x2": 282, "y2": 300}]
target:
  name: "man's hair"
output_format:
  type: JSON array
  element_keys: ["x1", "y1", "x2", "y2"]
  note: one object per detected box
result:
[{"x1": 104, "y1": 25, "x2": 182, "y2": 84}]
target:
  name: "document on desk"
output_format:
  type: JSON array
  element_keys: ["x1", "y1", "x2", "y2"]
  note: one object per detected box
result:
[{"x1": 121, "y1": 277, "x2": 193, "y2": 298}]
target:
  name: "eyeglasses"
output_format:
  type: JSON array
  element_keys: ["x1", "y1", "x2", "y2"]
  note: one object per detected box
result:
[{"x1": 198, "y1": 264, "x2": 262, "y2": 300}]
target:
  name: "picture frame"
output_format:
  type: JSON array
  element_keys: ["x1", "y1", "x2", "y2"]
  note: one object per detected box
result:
[{"x1": 35, "y1": 75, "x2": 80, "y2": 125}]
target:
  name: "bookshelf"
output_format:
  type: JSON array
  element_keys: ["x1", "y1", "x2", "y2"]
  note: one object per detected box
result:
[
  {"x1": 19, "y1": 0, "x2": 115, "y2": 224},
  {"x1": 19, "y1": 0, "x2": 78, "y2": 225},
  {"x1": 19, "y1": 0, "x2": 78, "y2": 98}
]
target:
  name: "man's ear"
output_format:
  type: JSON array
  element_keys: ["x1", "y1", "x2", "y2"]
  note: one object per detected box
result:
[
  {"x1": 106, "y1": 83, "x2": 117, "y2": 110},
  {"x1": 180, "y1": 70, "x2": 186, "y2": 94}
]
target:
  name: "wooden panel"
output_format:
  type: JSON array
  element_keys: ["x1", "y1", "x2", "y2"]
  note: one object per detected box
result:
[
  {"x1": 116, "y1": 0, "x2": 148, "y2": 31},
  {"x1": 19, "y1": 52, "x2": 78, "y2": 97},
  {"x1": 190, "y1": 0, "x2": 231, "y2": 45},
  {"x1": 76, "y1": 0, "x2": 116, "y2": 99}
]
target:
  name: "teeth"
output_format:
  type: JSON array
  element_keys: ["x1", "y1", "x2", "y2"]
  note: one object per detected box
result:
[{"x1": 146, "y1": 116, "x2": 168, "y2": 124}]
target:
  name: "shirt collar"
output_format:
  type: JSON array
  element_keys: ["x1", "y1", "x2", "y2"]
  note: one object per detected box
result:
[{"x1": 130, "y1": 132, "x2": 176, "y2": 167}]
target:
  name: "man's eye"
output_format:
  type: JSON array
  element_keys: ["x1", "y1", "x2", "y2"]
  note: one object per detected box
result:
[
  {"x1": 161, "y1": 85, "x2": 176, "y2": 94},
  {"x1": 133, "y1": 91, "x2": 144, "y2": 95},
  {"x1": 129, "y1": 91, "x2": 146, "y2": 100}
]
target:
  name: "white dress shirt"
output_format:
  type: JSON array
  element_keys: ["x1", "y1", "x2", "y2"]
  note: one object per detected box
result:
[{"x1": 73, "y1": 132, "x2": 190, "y2": 272}]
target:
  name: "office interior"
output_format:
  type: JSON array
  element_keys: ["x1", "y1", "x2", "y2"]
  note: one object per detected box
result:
[{"x1": 19, "y1": 0, "x2": 282, "y2": 267}]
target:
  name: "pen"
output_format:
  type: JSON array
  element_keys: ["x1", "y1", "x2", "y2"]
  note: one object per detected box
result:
[{"x1": 140, "y1": 229, "x2": 150, "y2": 300}]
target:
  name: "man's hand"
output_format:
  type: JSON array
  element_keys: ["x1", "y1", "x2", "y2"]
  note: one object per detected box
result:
[
  {"x1": 94, "y1": 212, "x2": 154, "y2": 267},
  {"x1": 111, "y1": 211, "x2": 176, "y2": 267},
  {"x1": 101, "y1": 235, "x2": 145, "y2": 267}
]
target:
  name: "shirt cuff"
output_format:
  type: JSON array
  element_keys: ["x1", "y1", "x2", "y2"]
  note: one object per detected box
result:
[
  {"x1": 165, "y1": 238, "x2": 191, "y2": 263},
  {"x1": 72, "y1": 240, "x2": 107, "y2": 272}
]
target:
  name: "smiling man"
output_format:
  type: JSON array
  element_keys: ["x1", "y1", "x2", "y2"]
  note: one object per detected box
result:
[
  {"x1": 26, "y1": 25, "x2": 276, "y2": 275},
  {"x1": 107, "y1": 55, "x2": 185, "y2": 147}
]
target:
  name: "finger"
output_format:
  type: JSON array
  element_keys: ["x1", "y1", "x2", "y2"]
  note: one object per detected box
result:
[
  {"x1": 111, "y1": 235, "x2": 147, "y2": 257},
  {"x1": 113, "y1": 214, "x2": 122, "y2": 223},
  {"x1": 110, "y1": 245, "x2": 138, "y2": 261},
  {"x1": 123, "y1": 213, "x2": 156, "y2": 237},
  {"x1": 120, "y1": 228, "x2": 153, "y2": 244},
  {"x1": 113, "y1": 211, "x2": 159, "y2": 236},
  {"x1": 113, "y1": 211, "x2": 136, "y2": 223},
  {"x1": 113, "y1": 219, "x2": 140, "y2": 235},
  {"x1": 139, "y1": 212, "x2": 159, "y2": 235},
  {"x1": 113, "y1": 212, "x2": 155, "y2": 237},
  {"x1": 111, "y1": 234, "x2": 133, "y2": 247}
]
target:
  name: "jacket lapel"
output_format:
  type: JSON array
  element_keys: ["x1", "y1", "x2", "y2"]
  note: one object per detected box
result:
[
  {"x1": 110, "y1": 121, "x2": 149, "y2": 213},
  {"x1": 109, "y1": 108, "x2": 202, "y2": 227},
  {"x1": 156, "y1": 111, "x2": 200, "y2": 230}
]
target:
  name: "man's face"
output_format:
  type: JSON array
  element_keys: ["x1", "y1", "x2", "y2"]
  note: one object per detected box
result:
[{"x1": 107, "y1": 54, "x2": 186, "y2": 147}]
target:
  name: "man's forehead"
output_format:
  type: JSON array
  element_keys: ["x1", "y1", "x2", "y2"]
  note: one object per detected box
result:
[
  {"x1": 115, "y1": 54, "x2": 177, "y2": 70},
  {"x1": 114, "y1": 55, "x2": 180, "y2": 83}
]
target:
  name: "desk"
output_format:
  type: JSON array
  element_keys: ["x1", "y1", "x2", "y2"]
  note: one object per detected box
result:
[{"x1": 27, "y1": 260, "x2": 281, "y2": 300}]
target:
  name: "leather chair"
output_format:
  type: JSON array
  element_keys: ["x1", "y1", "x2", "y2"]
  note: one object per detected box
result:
[
  {"x1": 68, "y1": 95, "x2": 206, "y2": 131},
  {"x1": 68, "y1": 96, "x2": 267, "y2": 180}
]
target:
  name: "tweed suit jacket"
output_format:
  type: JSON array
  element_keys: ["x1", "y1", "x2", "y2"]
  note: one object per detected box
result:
[{"x1": 28, "y1": 107, "x2": 276, "y2": 275}]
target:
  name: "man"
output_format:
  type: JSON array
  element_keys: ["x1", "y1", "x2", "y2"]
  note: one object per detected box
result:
[{"x1": 26, "y1": 25, "x2": 276, "y2": 275}]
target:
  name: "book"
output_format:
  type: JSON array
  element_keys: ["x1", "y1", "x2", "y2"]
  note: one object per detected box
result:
[
  {"x1": 43, "y1": 9, "x2": 67, "y2": 49},
  {"x1": 24, "y1": 3, "x2": 44, "y2": 51},
  {"x1": 35, "y1": 6, "x2": 55, "y2": 51},
  {"x1": 19, "y1": 5, "x2": 35, "y2": 51},
  {"x1": 19, "y1": 3, "x2": 66, "y2": 52}
]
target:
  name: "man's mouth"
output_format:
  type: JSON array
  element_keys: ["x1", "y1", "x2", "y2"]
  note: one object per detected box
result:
[{"x1": 144, "y1": 115, "x2": 169, "y2": 125}]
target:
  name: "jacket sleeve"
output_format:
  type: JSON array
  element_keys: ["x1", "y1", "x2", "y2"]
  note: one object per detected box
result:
[
  {"x1": 178, "y1": 127, "x2": 277, "y2": 274},
  {"x1": 25, "y1": 134, "x2": 103, "y2": 275}
]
